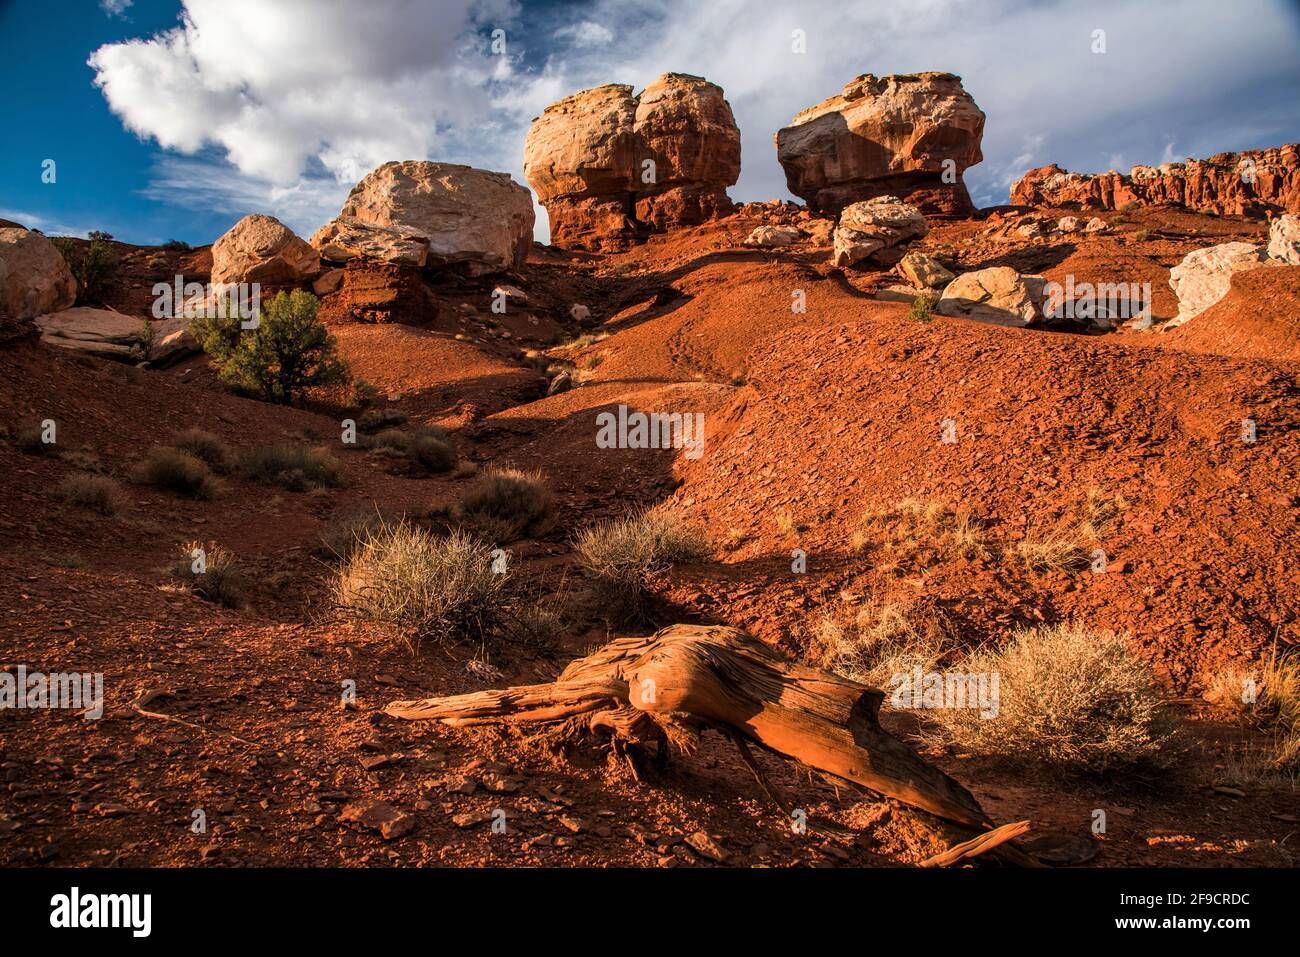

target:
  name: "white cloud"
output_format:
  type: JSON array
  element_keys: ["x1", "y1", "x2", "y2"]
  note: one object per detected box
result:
[
  {"x1": 91, "y1": 0, "x2": 1300, "y2": 240},
  {"x1": 100, "y1": 0, "x2": 133, "y2": 17}
]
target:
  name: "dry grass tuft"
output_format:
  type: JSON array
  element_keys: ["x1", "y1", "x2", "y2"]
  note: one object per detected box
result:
[
  {"x1": 172, "y1": 540, "x2": 245, "y2": 607},
  {"x1": 931, "y1": 620, "x2": 1171, "y2": 774},
  {"x1": 1207, "y1": 647, "x2": 1300, "y2": 784},
  {"x1": 59, "y1": 473, "x2": 124, "y2": 515},
  {"x1": 574, "y1": 506, "x2": 710, "y2": 617},
  {"x1": 455, "y1": 468, "x2": 555, "y2": 542},
  {"x1": 132, "y1": 446, "x2": 219, "y2": 499},
  {"x1": 240, "y1": 444, "x2": 343, "y2": 491},
  {"x1": 1017, "y1": 488, "x2": 1125, "y2": 573},
  {"x1": 850, "y1": 497, "x2": 989, "y2": 572},
  {"x1": 810, "y1": 595, "x2": 960, "y2": 688},
  {"x1": 171, "y1": 429, "x2": 233, "y2": 473}
]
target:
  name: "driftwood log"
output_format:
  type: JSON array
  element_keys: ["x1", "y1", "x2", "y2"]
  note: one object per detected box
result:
[{"x1": 387, "y1": 624, "x2": 1027, "y2": 856}]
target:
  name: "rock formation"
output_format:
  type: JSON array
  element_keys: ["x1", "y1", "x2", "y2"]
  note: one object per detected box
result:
[
  {"x1": 0, "y1": 226, "x2": 77, "y2": 320},
  {"x1": 1268, "y1": 213, "x2": 1300, "y2": 264},
  {"x1": 1010, "y1": 145, "x2": 1300, "y2": 216},
  {"x1": 36, "y1": 306, "x2": 198, "y2": 364},
  {"x1": 313, "y1": 161, "x2": 534, "y2": 275},
  {"x1": 937, "y1": 267, "x2": 1047, "y2": 326},
  {"x1": 211, "y1": 214, "x2": 320, "y2": 285},
  {"x1": 775, "y1": 72, "x2": 985, "y2": 218},
  {"x1": 524, "y1": 73, "x2": 741, "y2": 250},
  {"x1": 831, "y1": 196, "x2": 928, "y2": 268},
  {"x1": 1166, "y1": 242, "x2": 1270, "y2": 328}
]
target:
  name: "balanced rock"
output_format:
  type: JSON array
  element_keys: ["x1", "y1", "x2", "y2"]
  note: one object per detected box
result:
[
  {"x1": 211, "y1": 214, "x2": 320, "y2": 285},
  {"x1": 314, "y1": 161, "x2": 534, "y2": 275},
  {"x1": 0, "y1": 227, "x2": 77, "y2": 320},
  {"x1": 524, "y1": 73, "x2": 740, "y2": 250},
  {"x1": 1166, "y1": 242, "x2": 1269, "y2": 328},
  {"x1": 776, "y1": 72, "x2": 985, "y2": 217},
  {"x1": 937, "y1": 267, "x2": 1047, "y2": 326},
  {"x1": 831, "y1": 196, "x2": 928, "y2": 268},
  {"x1": 1011, "y1": 145, "x2": 1300, "y2": 216},
  {"x1": 1268, "y1": 213, "x2": 1300, "y2": 264}
]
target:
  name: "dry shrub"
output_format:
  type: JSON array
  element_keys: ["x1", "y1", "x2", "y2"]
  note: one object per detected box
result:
[
  {"x1": 574, "y1": 505, "x2": 709, "y2": 618},
  {"x1": 1017, "y1": 488, "x2": 1125, "y2": 573},
  {"x1": 931, "y1": 621, "x2": 1171, "y2": 774},
  {"x1": 59, "y1": 473, "x2": 124, "y2": 516},
  {"x1": 1208, "y1": 648, "x2": 1300, "y2": 783},
  {"x1": 357, "y1": 408, "x2": 407, "y2": 433},
  {"x1": 850, "y1": 497, "x2": 989, "y2": 572},
  {"x1": 16, "y1": 425, "x2": 57, "y2": 455},
  {"x1": 809, "y1": 596, "x2": 960, "y2": 688},
  {"x1": 171, "y1": 429, "x2": 233, "y2": 473},
  {"x1": 132, "y1": 446, "x2": 219, "y2": 499},
  {"x1": 317, "y1": 504, "x2": 397, "y2": 560},
  {"x1": 333, "y1": 523, "x2": 509, "y2": 652},
  {"x1": 240, "y1": 444, "x2": 343, "y2": 491},
  {"x1": 172, "y1": 540, "x2": 245, "y2": 607},
  {"x1": 455, "y1": 468, "x2": 555, "y2": 542}
]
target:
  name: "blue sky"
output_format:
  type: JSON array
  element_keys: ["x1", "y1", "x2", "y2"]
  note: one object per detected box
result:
[{"x1": 3, "y1": 0, "x2": 1299, "y2": 246}]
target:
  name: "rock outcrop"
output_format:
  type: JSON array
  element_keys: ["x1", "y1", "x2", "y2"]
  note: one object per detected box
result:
[
  {"x1": 1010, "y1": 145, "x2": 1300, "y2": 217},
  {"x1": 313, "y1": 161, "x2": 534, "y2": 275},
  {"x1": 1166, "y1": 242, "x2": 1270, "y2": 328},
  {"x1": 0, "y1": 226, "x2": 77, "y2": 320},
  {"x1": 524, "y1": 73, "x2": 740, "y2": 250},
  {"x1": 775, "y1": 72, "x2": 985, "y2": 218},
  {"x1": 1268, "y1": 213, "x2": 1300, "y2": 264},
  {"x1": 898, "y1": 251, "x2": 954, "y2": 289},
  {"x1": 211, "y1": 214, "x2": 320, "y2": 285},
  {"x1": 36, "y1": 306, "x2": 198, "y2": 365},
  {"x1": 937, "y1": 267, "x2": 1047, "y2": 326},
  {"x1": 830, "y1": 196, "x2": 928, "y2": 267}
]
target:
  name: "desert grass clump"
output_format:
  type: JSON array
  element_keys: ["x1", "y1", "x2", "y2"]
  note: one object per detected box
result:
[
  {"x1": 357, "y1": 407, "x2": 408, "y2": 433},
  {"x1": 574, "y1": 506, "x2": 710, "y2": 616},
  {"x1": 1016, "y1": 488, "x2": 1125, "y2": 573},
  {"x1": 332, "y1": 523, "x2": 509, "y2": 652},
  {"x1": 1208, "y1": 648, "x2": 1300, "y2": 782},
  {"x1": 171, "y1": 428, "x2": 233, "y2": 473},
  {"x1": 132, "y1": 446, "x2": 219, "y2": 499},
  {"x1": 810, "y1": 596, "x2": 959, "y2": 689},
  {"x1": 239, "y1": 444, "x2": 343, "y2": 491},
  {"x1": 850, "y1": 497, "x2": 989, "y2": 572},
  {"x1": 931, "y1": 621, "x2": 1171, "y2": 774},
  {"x1": 455, "y1": 468, "x2": 555, "y2": 542},
  {"x1": 59, "y1": 473, "x2": 124, "y2": 516},
  {"x1": 16, "y1": 425, "x2": 57, "y2": 455},
  {"x1": 172, "y1": 540, "x2": 245, "y2": 608},
  {"x1": 407, "y1": 431, "x2": 457, "y2": 473},
  {"x1": 907, "y1": 294, "x2": 935, "y2": 323},
  {"x1": 317, "y1": 504, "x2": 397, "y2": 560}
]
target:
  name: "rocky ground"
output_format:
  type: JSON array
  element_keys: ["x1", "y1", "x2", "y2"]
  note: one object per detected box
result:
[{"x1": 2, "y1": 198, "x2": 1299, "y2": 868}]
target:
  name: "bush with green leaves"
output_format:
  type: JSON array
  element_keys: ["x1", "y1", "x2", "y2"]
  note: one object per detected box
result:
[
  {"x1": 191, "y1": 290, "x2": 348, "y2": 405},
  {"x1": 52, "y1": 234, "x2": 117, "y2": 305}
]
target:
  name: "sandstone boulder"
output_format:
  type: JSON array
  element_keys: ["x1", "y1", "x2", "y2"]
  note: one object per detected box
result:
[
  {"x1": 776, "y1": 72, "x2": 985, "y2": 217},
  {"x1": 0, "y1": 227, "x2": 77, "y2": 320},
  {"x1": 524, "y1": 73, "x2": 740, "y2": 250},
  {"x1": 898, "y1": 251, "x2": 955, "y2": 289},
  {"x1": 36, "y1": 306, "x2": 198, "y2": 365},
  {"x1": 831, "y1": 197, "x2": 928, "y2": 268},
  {"x1": 1166, "y1": 242, "x2": 1269, "y2": 328},
  {"x1": 210, "y1": 214, "x2": 319, "y2": 285},
  {"x1": 743, "y1": 225, "x2": 802, "y2": 248},
  {"x1": 937, "y1": 267, "x2": 1047, "y2": 326},
  {"x1": 1011, "y1": 145, "x2": 1300, "y2": 216},
  {"x1": 315, "y1": 161, "x2": 533, "y2": 275},
  {"x1": 1057, "y1": 216, "x2": 1080, "y2": 233},
  {"x1": 1267, "y1": 213, "x2": 1300, "y2": 264}
]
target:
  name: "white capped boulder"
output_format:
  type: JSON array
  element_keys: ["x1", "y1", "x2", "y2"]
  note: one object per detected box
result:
[
  {"x1": 1267, "y1": 213, "x2": 1300, "y2": 265},
  {"x1": 937, "y1": 267, "x2": 1047, "y2": 326},
  {"x1": 0, "y1": 227, "x2": 77, "y2": 320},
  {"x1": 744, "y1": 225, "x2": 802, "y2": 247},
  {"x1": 36, "y1": 306, "x2": 198, "y2": 365},
  {"x1": 314, "y1": 161, "x2": 534, "y2": 275},
  {"x1": 831, "y1": 196, "x2": 928, "y2": 268},
  {"x1": 210, "y1": 214, "x2": 320, "y2": 285},
  {"x1": 1166, "y1": 242, "x2": 1269, "y2": 328}
]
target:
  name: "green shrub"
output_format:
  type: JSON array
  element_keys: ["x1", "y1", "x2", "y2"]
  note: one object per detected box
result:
[
  {"x1": 907, "y1": 294, "x2": 934, "y2": 323},
  {"x1": 53, "y1": 235, "x2": 117, "y2": 305},
  {"x1": 191, "y1": 290, "x2": 348, "y2": 404},
  {"x1": 132, "y1": 447, "x2": 219, "y2": 499},
  {"x1": 160, "y1": 239, "x2": 191, "y2": 252},
  {"x1": 240, "y1": 444, "x2": 343, "y2": 490}
]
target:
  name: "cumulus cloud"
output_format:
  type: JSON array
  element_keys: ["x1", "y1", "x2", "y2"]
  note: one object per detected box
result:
[
  {"x1": 100, "y1": 0, "x2": 133, "y2": 17},
  {"x1": 90, "y1": 0, "x2": 1300, "y2": 240}
]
